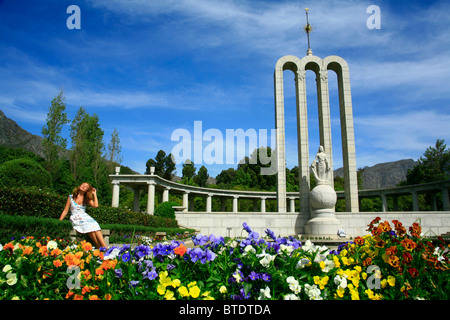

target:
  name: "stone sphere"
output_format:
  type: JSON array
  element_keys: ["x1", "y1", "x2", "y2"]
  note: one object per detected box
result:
[{"x1": 310, "y1": 184, "x2": 337, "y2": 210}]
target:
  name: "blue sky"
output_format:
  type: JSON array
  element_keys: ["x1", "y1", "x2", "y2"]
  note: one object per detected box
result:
[{"x1": 1, "y1": 0, "x2": 449, "y2": 178}]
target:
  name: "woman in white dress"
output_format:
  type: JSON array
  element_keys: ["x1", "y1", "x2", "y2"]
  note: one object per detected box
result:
[{"x1": 59, "y1": 182, "x2": 107, "y2": 248}]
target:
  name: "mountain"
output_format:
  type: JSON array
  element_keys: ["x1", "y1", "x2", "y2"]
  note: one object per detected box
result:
[
  {"x1": 0, "y1": 110, "x2": 45, "y2": 157},
  {"x1": 334, "y1": 159, "x2": 417, "y2": 190}
]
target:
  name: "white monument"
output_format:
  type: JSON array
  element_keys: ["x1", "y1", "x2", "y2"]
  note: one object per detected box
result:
[{"x1": 274, "y1": 9, "x2": 359, "y2": 237}]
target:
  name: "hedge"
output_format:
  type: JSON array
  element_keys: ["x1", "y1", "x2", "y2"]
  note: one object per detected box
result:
[
  {"x1": 0, "y1": 186, "x2": 178, "y2": 228},
  {"x1": 0, "y1": 213, "x2": 73, "y2": 244}
]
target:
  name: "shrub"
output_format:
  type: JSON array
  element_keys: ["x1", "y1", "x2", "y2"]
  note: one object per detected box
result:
[
  {"x1": 0, "y1": 158, "x2": 51, "y2": 189},
  {"x1": 0, "y1": 214, "x2": 72, "y2": 243},
  {"x1": 154, "y1": 201, "x2": 178, "y2": 220},
  {"x1": 0, "y1": 186, "x2": 178, "y2": 228}
]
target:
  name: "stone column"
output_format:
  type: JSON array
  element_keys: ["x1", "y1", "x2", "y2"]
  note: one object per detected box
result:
[
  {"x1": 393, "y1": 196, "x2": 399, "y2": 211},
  {"x1": 111, "y1": 180, "x2": 120, "y2": 208},
  {"x1": 317, "y1": 70, "x2": 334, "y2": 187},
  {"x1": 442, "y1": 188, "x2": 450, "y2": 211},
  {"x1": 147, "y1": 181, "x2": 155, "y2": 215},
  {"x1": 233, "y1": 196, "x2": 239, "y2": 213},
  {"x1": 206, "y1": 194, "x2": 212, "y2": 212},
  {"x1": 295, "y1": 69, "x2": 311, "y2": 215},
  {"x1": 289, "y1": 197, "x2": 296, "y2": 213},
  {"x1": 182, "y1": 192, "x2": 189, "y2": 213},
  {"x1": 162, "y1": 187, "x2": 170, "y2": 202},
  {"x1": 381, "y1": 193, "x2": 388, "y2": 212},
  {"x1": 261, "y1": 197, "x2": 266, "y2": 213}
]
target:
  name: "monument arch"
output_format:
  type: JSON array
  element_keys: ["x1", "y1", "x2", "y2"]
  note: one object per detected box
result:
[{"x1": 274, "y1": 54, "x2": 359, "y2": 215}]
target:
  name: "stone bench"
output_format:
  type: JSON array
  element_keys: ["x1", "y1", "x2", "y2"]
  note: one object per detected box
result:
[
  {"x1": 69, "y1": 229, "x2": 110, "y2": 247},
  {"x1": 172, "y1": 206, "x2": 186, "y2": 213},
  {"x1": 154, "y1": 231, "x2": 166, "y2": 241}
]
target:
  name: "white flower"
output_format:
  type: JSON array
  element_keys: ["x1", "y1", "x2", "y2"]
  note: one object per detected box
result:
[
  {"x1": 232, "y1": 270, "x2": 242, "y2": 283},
  {"x1": 302, "y1": 240, "x2": 316, "y2": 253},
  {"x1": 334, "y1": 275, "x2": 347, "y2": 289},
  {"x1": 103, "y1": 248, "x2": 120, "y2": 260},
  {"x1": 243, "y1": 245, "x2": 256, "y2": 255},
  {"x1": 320, "y1": 259, "x2": 335, "y2": 273},
  {"x1": 284, "y1": 293, "x2": 300, "y2": 300},
  {"x1": 47, "y1": 240, "x2": 58, "y2": 250},
  {"x1": 0, "y1": 244, "x2": 3, "y2": 252},
  {"x1": 2, "y1": 264, "x2": 12, "y2": 273},
  {"x1": 286, "y1": 276, "x2": 301, "y2": 294},
  {"x1": 258, "y1": 286, "x2": 272, "y2": 300},
  {"x1": 259, "y1": 253, "x2": 275, "y2": 268},
  {"x1": 304, "y1": 284, "x2": 322, "y2": 300},
  {"x1": 280, "y1": 244, "x2": 294, "y2": 254},
  {"x1": 6, "y1": 273, "x2": 17, "y2": 286}
]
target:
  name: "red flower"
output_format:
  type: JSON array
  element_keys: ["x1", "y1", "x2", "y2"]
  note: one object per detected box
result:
[
  {"x1": 174, "y1": 243, "x2": 187, "y2": 257},
  {"x1": 408, "y1": 268, "x2": 419, "y2": 278},
  {"x1": 402, "y1": 252, "x2": 413, "y2": 265}
]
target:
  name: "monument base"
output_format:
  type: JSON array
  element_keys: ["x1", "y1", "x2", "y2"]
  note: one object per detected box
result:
[
  {"x1": 304, "y1": 215, "x2": 341, "y2": 238},
  {"x1": 305, "y1": 183, "x2": 341, "y2": 237}
]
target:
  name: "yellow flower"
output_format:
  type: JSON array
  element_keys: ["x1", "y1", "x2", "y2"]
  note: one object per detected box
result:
[
  {"x1": 380, "y1": 279, "x2": 387, "y2": 289},
  {"x1": 313, "y1": 275, "x2": 329, "y2": 290},
  {"x1": 171, "y1": 279, "x2": 181, "y2": 288},
  {"x1": 336, "y1": 286, "x2": 345, "y2": 298},
  {"x1": 164, "y1": 289, "x2": 175, "y2": 300},
  {"x1": 157, "y1": 284, "x2": 166, "y2": 295},
  {"x1": 219, "y1": 286, "x2": 227, "y2": 294},
  {"x1": 387, "y1": 275, "x2": 396, "y2": 287},
  {"x1": 332, "y1": 256, "x2": 341, "y2": 268},
  {"x1": 189, "y1": 286, "x2": 201, "y2": 298},
  {"x1": 365, "y1": 289, "x2": 382, "y2": 300},
  {"x1": 187, "y1": 281, "x2": 197, "y2": 288},
  {"x1": 178, "y1": 286, "x2": 189, "y2": 297}
]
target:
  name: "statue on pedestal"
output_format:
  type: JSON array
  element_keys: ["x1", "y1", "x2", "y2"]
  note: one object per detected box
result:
[{"x1": 310, "y1": 146, "x2": 330, "y2": 185}]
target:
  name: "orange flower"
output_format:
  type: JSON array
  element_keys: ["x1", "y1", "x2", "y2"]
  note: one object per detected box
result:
[
  {"x1": 82, "y1": 241, "x2": 93, "y2": 251},
  {"x1": 95, "y1": 267, "x2": 104, "y2": 276},
  {"x1": 388, "y1": 255, "x2": 400, "y2": 268},
  {"x1": 53, "y1": 259, "x2": 63, "y2": 268},
  {"x1": 174, "y1": 243, "x2": 187, "y2": 257},
  {"x1": 379, "y1": 221, "x2": 391, "y2": 232},
  {"x1": 3, "y1": 242, "x2": 14, "y2": 251},
  {"x1": 89, "y1": 295, "x2": 100, "y2": 300},
  {"x1": 65, "y1": 290, "x2": 74, "y2": 299},
  {"x1": 354, "y1": 236, "x2": 365, "y2": 246},
  {"x1": 371, "y1": 227, "x2": 382, "y2": 236},
  {"x1": 51, "y1": 248, "x2": 62, "y2": 256},
  {"x1": 73, "y1": 294, "x2": 84, "y2": 300},
  {"x1": 401, "y1": 239, "x2": 417, "y2": 252},
  {"x1": 39, "y1": 245, "x2": 48, "y2": 256},
  {"x1": 101, "y1": 259, "x2": 117, "y2": 270},
  {"x1": 83, "y1": 270, "x2": 92, "y2": 281},
  {"x1": 362, "y1": 257, "x2": 372, "y2": 266},
  {"x1": 409, "y1": 223, "x2": 422, "y2": 238},
  {"x1": 104, "y1": 294, "x2": 112, "y2": 300},
  {"x1": 94, "y1": 249, "x2": 104, "y2": 259},
  {"x1": 385, "y1": 245, "x2": 398, "y2": 256},
  {"x1": 22, "y1": 246, "x2": 33, "y2": 256}
]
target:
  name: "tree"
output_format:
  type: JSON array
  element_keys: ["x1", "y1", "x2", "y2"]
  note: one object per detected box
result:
[
  {"x1": 405, "y1": 139, "x2": 450, "y2": 185},
  {"x1": 106, "y1": 128, "x2": 123, "y2": 173},
  {"x1": 145, "y1": 150, "x2": 176, "y2": 180},
  {"x1": 215, "y1": 168, "x2": 236, "y2": 187},
  {"x1": 69, "y1": 107, "x2": 106, "y2": 187},
  {"x1": 41, "y1": 90, "x2": 69, "y2": 177},
  {"x1": 194, "y1": 165, "x2": 209, "y2": 187},
  {"x1": 181, "y1": 159, "x2": 196, "y2": 184}
]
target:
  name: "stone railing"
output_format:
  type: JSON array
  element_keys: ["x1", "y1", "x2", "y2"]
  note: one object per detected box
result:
[{"x1": 110, "y1": 167, "x2": 450, "y2": 214}]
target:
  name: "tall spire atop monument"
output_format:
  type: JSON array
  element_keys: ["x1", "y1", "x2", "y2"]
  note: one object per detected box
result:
[{"x1": 303, "y1": 8, "x2": 313, "y2": 56}]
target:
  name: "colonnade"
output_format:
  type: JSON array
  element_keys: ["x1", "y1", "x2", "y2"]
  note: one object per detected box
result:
[{"x1": 111, "y1": 167, "x2": 450, "y2": 214}]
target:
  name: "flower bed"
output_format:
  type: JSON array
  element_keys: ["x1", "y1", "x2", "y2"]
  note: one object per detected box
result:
[{"x1": 0, "y1": 218, "x2": 448, "y2": 300}]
